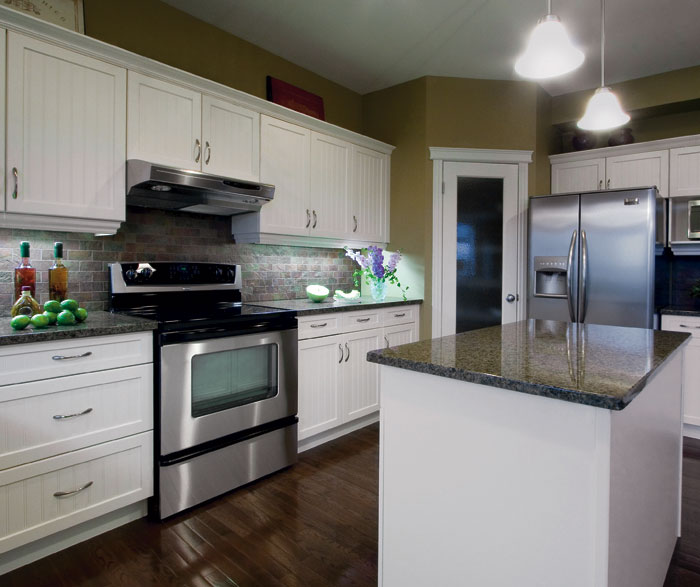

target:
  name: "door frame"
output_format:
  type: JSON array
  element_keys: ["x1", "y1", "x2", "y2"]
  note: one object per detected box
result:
[{"x1": 429, "y1": 147, "x2": 532, "y2": 339}]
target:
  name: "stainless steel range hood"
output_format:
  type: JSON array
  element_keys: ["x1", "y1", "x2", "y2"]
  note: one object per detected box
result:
[{"x1": 126, "y1": 159, "x2": 274, "y2": 216}]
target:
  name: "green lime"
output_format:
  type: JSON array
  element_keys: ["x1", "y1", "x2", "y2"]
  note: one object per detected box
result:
[
  {"x1": 74, "y1": 308, "x2": 88, "y2": 322},
  {"x1": 30, "y1": 314, "x2": 49, "y2": 329},
  {"x1": 43, "y1": 300, "x2": 61, "y2": 314},
  {"x1": 60, "y1": 299, "x2": 79, "y2": 313},
  {"x1": 43, "y1": 311, "x2": 58, "y2": 325},
  {"x1": 57, "y1": 310, "x2": 77, "y2": 326},
  {"x1": 10, "y1": 315, "x2": 30, "y2": 330}
]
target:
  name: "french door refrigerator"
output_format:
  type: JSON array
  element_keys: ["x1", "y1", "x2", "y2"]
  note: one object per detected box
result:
[{"x1": 528, "y1": 187, "x2": 662, "y2": 329}]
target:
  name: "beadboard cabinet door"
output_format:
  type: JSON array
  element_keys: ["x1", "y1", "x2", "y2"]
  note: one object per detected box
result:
[
  {"x1": 202, "y1": 95, "x2": 259, "y2": 181},
  {"x1": 6, "y1": 32, "x2": 126, "y2": 221},
  {"x1": 551, "y1": 159, "x2": 605, "y2": 194},
  {"x1": 343, "y1": 328, "x2": 382, "y2": 422},
  {"x1": 127, "y1": 71, "x2": 201, "y2": 170},
  {"x1": 384, "y1": 322, "x2": 419, "y2": 348},
  {"x1": 310, "y1": 132, "x2": 351, "y2": 239},
  {"x1": 259, "y1": 115, "x2": 311, "y2": 236},
  {"x1": 606, "y1": 150, "x2": 669, "y2": 197},
  {"x1": 351, "y1": 145, "x2": 389, "y2": 243},
  {"x1": 670, "y1": 146, "x2": 700, "y2": 198},
  {"x1": 0, "y1": 28, "x2": 5, "y2": 213}
]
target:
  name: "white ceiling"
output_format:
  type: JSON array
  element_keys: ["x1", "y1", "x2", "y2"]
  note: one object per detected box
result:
[{"x1": 161, "y1": 0, "x2": 700, "y2": 97}]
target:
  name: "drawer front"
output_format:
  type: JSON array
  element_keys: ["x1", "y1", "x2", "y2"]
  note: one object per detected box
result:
[
  {"x1": 0, "y1": 332, "x2": 153, "y2": 386},
  {"x1": 0, "y1": 365, "x2": 153, "y2": 470},
  {"x1": 341, "y1": 310, "x2": 382, "y2": 333},
  {"x1": 0, "y1": 431, "x2": 153, "y2": 554},
  {"x1": 383, "y1": 305, "x2": 418, "y2": 327},
  {"x1": 661, "y1": 315, "x2": 700, "y2": 342},
  {"x1": 298, "y1": 314, "x2": 340, "y2": 340}
]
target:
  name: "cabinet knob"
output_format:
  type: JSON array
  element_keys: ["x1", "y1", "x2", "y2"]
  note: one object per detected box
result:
[
  {"x1": 506, "y1": 293, "x2": 516, "y2": 303},
  {"x1": 306, "y1": 209, "x2": 311, "y2": 228},
  {"x1": 384, "y1": 335, "x2": 390, "y2": 348},
  {"x1": 338, "y1": 343, "x2": 344, "y2": 363},
  {"x1": 205, "y1": 141, "x2": 211, "y2": 165},
  {"x1": 194, "y1": 139, "x2": 201, "y2": 163},
  {"x1": 345, "y1": 342, "x2": 350, "y2": 362},
  {"x1": 312, "y1": 210, "x2": 318, "y2": 229},
  {"x1": 12, "y1": 167, "x2": 18, "y2": 199},
  {"x1": 606, "y1": 178, "x2": 611, "y2": 189},
  {"x1": 599, "y1": 179, "x2": 603, "y2": 190},
  {"x1": 353, "y1": 215, "x2": 358, "y2": 233}
]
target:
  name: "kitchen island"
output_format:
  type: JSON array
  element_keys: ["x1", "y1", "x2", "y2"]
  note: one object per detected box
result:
[{"x1": 367, "y1": 320, "x2": 690, "y2": 587}]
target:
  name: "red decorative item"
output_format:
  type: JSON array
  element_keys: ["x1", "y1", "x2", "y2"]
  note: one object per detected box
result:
[{"x1": 266, "y1": 76, "x2": 325, "y2": 121}]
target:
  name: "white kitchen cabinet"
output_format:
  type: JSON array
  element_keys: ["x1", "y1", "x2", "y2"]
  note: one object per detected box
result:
[
  {"x1": 310, "y1": 131, "x2": 351, "y2": 238},
  {"x1": 343, "y1": 328, "x2": 382, "y2": 421},
  {"x1": 670, "y1": 146, "x2": 700, "y2": 198},
  {"x1": 201, "y1": 94, "x2": 259, "y2": 181},
  {"x1": 127, "y1": 71, "x2": 202, "y2": 170},
  {"x1": 606, "y1": 150, "x2": 669, "y2": 197},
  {"x1": 551, "y1": 159, "x2": 605, "y2": 194},
  {"x1": 384, "y1": 322, "x2": 419, "y2": 348},
  {"x1": 0, "y1": 28, "x2": 5, "y2": 213},
  {"x1": 5, "y1": 32, "x2": 126, "y2": 228},
  {"x1": 351, "y1": 145, "x2": 389, "y2": 243}
]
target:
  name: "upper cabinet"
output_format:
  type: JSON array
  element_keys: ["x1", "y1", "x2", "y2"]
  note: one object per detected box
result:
[
  {"x1": 310, "y1": 132, "x2": 351, "y2": 239},
  {"x1": 606, "y1": 150, "x2": 668, "y2": 196},
  {"x1": 127, "y1": 72, "x2": 260, "y2": 181},
  {"x1": 351, "y1": 145, "x2": 389, "y2": 243},
  {"x1": 551, "y1": 159, "x2": 606, "y2": 194},
  {"x1": 670, "y1": 146, "x2": 700, "y2": 198},
  {"x1": 4, "y1": 32, "x2": 126, "y2": 232}
]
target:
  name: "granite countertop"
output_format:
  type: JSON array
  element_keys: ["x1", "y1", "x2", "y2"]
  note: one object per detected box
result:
[
  {"x1": 660, "y1": 305, "x2": 700, "y2": 317},
  {"x1": 367, "y1": 319, "x2": 690, "y2": 410},
  {"x1": 0, "y1": 311, "x2": 156, "y2": 346},
  {"x1": 248, "y1": 296, "x2": 422, "y2": 316}
]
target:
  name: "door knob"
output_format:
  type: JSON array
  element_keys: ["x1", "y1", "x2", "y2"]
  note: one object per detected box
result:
[{"x1": 506, "y1": 294, "x2": 516, "y2": 303}]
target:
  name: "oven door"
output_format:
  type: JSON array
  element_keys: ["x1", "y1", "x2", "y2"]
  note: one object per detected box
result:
[{"x1": 159, "y1": 329, "x2": 297, "y2": 456}]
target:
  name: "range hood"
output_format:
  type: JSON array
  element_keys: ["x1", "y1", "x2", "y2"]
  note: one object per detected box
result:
[{"x1": 126, "y1": 159, "x2": 274, "y2": 216}]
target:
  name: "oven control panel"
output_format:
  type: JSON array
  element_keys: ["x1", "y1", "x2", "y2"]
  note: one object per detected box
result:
[{"x1": 116, "y1": 262, "x2": 239, "y2": 286}]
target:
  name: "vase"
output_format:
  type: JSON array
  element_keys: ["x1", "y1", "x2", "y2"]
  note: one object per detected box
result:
[{"x1": 370, "y1": 280, "x2": 387, "y2": 302}]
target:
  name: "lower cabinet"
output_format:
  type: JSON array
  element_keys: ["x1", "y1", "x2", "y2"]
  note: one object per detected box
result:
[{"x1": 297, "y1": 305, "x2": 419, "y2": 444}]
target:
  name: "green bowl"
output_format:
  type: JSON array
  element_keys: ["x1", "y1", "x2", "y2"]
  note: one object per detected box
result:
[{"x1": 306, "y1": 284, "x2": 330, "y2": 303}]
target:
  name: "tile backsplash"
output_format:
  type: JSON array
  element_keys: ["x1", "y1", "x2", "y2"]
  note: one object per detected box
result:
[{"x1": 0, "y1": 207, "x2": 356, "y2": 315}]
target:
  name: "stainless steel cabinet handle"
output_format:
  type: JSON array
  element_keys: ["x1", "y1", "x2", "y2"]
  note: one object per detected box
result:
[
  {"x1": 606, "y1": 178, "x2": 611, "y2": 189},
  {"x1": 205, "y1": 141, "x2": 211, "y2": 165},
  {"x1": 194, "y1": 139, "x2": 201, "y2": 163},
  {"x1": 344, "y1": 342, "x2": 350, "y2": 362},
  {"x1": 52, "y1": 351, "x2": 92, "y2": 361},
  {"x1": 384, "y1": 335, "x2": 390, "y2": 348},
  {"x1": 566, "y1": 229, "x2": 577, "y2": 322},
  {"x1": 306, "y1": 209, "x2": 311, "y2": 228},
  {"x1": 312, "y1": 210, "x2": 317, "y2": 229},
  {"x1": 679, "y1": 324, "x2": 700, "y2": 330},
  {"x1": 51, "y1": 351, "x2": 92, "y2": 361},
  {"x1": 356, "y1": 317, "x2": 371, "y2": 323},
  {"x1": 53, "y1": 407, "x2": 93, "y2": 420},
  {"x1": 353, "y1": 215, "x2": 358, "y2": 233},
  {"x1": 506, "y1": 294, "x2": 516, "y2": 303},
  {"x1": 598, "y1": 179, "x2": 603, "y2": 190},
  {"x1": 54, "y1": 481, "x2": 93, "y2": 498},
  {"x1": 338, "y1": 343, "x2": 344, "y2": 363},
  {"x1": 12, "y1": 167, "x2": 18, "y2": 199},
  {"x1": 394, "y1": 313, "x2": 406, "y2": 318},
  {"x1": 310, "y1": 322, "x2": 327, "y2": 329},
  {"x1": 579, "y1": 229, "x2": 589, "y2": 323}
]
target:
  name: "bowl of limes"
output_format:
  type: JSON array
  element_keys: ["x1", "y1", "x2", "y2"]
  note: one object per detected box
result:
[{"x1": 10, "y1": 298, "x2": 89, "y2": 331}]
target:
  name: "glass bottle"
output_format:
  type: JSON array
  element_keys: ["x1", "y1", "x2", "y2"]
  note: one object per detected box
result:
[
  {"x1": 48, "y1": 242, "x2": 68, "y2": 302},
  {"x1": 11, "y1": 286, "x2": 41, "y2": 317},
  {"x1": 14, "y1": 241, "x2": 36, "y2": 301}
]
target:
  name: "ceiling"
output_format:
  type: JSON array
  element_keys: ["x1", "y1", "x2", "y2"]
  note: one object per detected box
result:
[{"x1": 161, "y1": 0, "x2": 700, "y2": 97}]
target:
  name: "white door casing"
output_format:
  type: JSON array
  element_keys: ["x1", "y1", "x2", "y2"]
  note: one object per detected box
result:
[{"x1": 431, "y1": 148, "x2": 531, "y2": 339}]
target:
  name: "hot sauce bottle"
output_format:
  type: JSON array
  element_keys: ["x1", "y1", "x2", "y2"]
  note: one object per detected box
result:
[{"x1": 48, "y1": 242, "x2": 68, "y2": 301}]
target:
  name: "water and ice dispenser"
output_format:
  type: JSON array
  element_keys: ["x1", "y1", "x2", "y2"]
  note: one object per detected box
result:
[{"x1": 534, "y1": 256, "x2": 568, "y2": 298}]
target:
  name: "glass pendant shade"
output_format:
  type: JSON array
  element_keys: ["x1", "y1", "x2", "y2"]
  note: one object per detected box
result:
[
  {"x1": 577, "y1": 86, "x2": 630, "y2": 131},
  {"x1": 514, "y1": 15, "x2": 584, "y2": 79}
]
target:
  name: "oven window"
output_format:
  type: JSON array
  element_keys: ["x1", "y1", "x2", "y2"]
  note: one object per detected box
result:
[{"x1": 191, "y1": 343, "x2": 278, "y2": 417}]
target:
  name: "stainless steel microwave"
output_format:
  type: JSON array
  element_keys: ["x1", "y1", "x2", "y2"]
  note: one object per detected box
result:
[{"x1": 689, "y1": 200, "x2": 700, "y2": 239}]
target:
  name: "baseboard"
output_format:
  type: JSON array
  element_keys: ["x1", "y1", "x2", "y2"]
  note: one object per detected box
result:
[
  {"x1": 298, "y1": 413, "x2": 379, "y2": 453},
  {"x1": 0, "y1": 500, "x2": 147, "y2": 576}
]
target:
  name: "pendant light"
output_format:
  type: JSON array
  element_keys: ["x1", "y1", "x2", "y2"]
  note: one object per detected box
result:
[
  {"x1": 514, "y1": 0, "x2": 584, "y2": 79},
  {"x1": 577, "y1": 0, "x2": 630, "y2": 130}
]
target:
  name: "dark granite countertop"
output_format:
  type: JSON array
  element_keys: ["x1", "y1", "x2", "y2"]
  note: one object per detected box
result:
[
  {"x1": 367, "y1": 319, "x2": 690, "y2": 410},
  {"x1": 0, "y1": 311, "x2": 156, "y2": 346},
  {"x1": 248, "y1": 297, "x2": 422, "y2": 316},
  {"x1": 660, "y1": 305, "x2": 700, "y2": 317}
]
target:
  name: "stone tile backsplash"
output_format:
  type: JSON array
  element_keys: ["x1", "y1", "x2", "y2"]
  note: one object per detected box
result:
[{"x1": 0, "y1": 207, "x2": 356, "y2": 315}]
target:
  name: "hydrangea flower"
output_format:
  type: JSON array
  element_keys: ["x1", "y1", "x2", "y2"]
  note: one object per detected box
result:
[{"x1": 344, "y1": 246, "x2": 408, "y2": 300}]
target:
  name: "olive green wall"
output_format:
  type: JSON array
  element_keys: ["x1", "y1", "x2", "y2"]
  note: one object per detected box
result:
[{"x1": 83, "y1": 0, "x2": 363, "y2": 133}]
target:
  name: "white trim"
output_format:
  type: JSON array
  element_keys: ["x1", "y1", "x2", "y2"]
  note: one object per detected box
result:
[
  {"x1": 430, "y1": 147, "x2": 533, "y2": 164},
  {"x1": 683, "y1": 423, "x2": 700, "y2": 440},
  {"x1": 0, "y1": 212, "x2": 122, "y2": 235},
  {"x1": 298, "y1": 412, "x2": 379, "y2": 452},
  {"x1": 233, "y1": 232, "x2": 388, "y2": 249},
  {"x1": 550, "y1": 134, "x2": 700, "y2": 165},
  {"x1": 0, "y1": 6, "x2": 394, "y2": 155},
  {"x1": 431, "y1": 148, "x2": 530, "y2": 337}
]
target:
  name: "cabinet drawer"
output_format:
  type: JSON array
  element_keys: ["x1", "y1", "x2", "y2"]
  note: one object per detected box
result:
[
  {"x1": 383, "y1": 305, "x2": 418, "y2": 327},
  {"x1": 661, "y1": 315, "x2": 700, "y2": 342},
  {"x1": 0, "y1": 431, "x2": 153, "y2": 554},
  {"x1": 298, "y1": 314, "x2": 340, "y2": 340},
  {"x1": 0, "y1": 365, "x2": 153, "y2": 470},
  {"x1": 0, "y1": 332, "x2": 153, "y2": 386},
  {"x1": 341, "y1": 310, "x2": 382, "y2": 333}
]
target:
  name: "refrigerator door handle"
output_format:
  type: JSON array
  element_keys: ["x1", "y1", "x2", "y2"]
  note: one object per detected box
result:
[
  {"x1": 566, "y1": 229, "x2": 577, "y2": 322},
  {"x1": 580, "y1": 230, "x2": 589, "y2": 323}
]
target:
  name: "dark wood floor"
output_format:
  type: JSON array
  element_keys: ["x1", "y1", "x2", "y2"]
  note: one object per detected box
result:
[{"x1": 6, "y1": 426, "x2": 700, "y2": 586}]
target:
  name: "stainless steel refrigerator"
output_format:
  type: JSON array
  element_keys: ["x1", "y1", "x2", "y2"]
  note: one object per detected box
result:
[{"x1": 528, "y1": 187, "x2": 664, "y2": 329}]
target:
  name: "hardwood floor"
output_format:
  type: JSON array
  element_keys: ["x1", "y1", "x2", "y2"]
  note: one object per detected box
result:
[{"x1": 6, "y1": 425, "x2": 700, "y2": 586}]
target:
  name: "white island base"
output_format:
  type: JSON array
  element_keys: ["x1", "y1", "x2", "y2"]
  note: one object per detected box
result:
[{"x1": 378, "y1": 353, "x2": 683, "y2": 587}]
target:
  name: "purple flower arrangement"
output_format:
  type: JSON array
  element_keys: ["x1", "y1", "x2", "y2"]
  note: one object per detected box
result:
[{"x1": 345, "y1": 246, "x2": 408, "y2": 301}]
